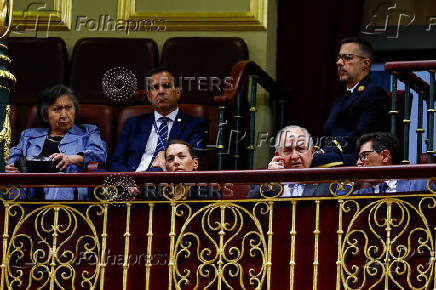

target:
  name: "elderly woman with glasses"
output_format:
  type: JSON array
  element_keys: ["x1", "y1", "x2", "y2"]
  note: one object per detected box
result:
[{"x1": 5, "y1": 84, "x2": 107, "y2": 200}]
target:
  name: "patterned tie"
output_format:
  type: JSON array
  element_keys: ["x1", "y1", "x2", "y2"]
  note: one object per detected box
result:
[
  {"x1": 149, "y1": 117, "x2": 169, "y2": 168},
  {"x1": 288, "y1": 183, "x2": 302, "y2": 197},
  {"x1": 379, "y1": 181, "x2": 388, "y2": 193}
]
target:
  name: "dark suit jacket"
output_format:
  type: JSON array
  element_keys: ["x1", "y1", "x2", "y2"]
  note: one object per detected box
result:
[
  {"x1": 354, "y1": 179, "x2": 431, "y2": 194},
  {"x1": 248, "y1": 183, "x2": 331, "y2": 198},
  {"x1": 109, "y1": 111, "x2": 208, "y2": 172},
  {"x1": 312, "y1": 76, "x2": 390, "y2": 167}
]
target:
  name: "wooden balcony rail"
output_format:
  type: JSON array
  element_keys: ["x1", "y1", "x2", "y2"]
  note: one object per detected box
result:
[
  {"x1": 0, "y1": 164, "x2": 435, "y2": 186},
  {"x1": 0, "y1": 167, "x2": 435, "y2": 289}
]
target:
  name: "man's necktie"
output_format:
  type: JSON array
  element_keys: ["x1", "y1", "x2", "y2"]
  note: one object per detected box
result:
[
  {"x1": 288, "y1": 183, "x2": 302, "y2": 197},
  {"x1": 149, "y1": 117, "x2": 169, "y2": 168},
  {"x1": 379, "y1": 181, "x2": 388, "y2": 193}
]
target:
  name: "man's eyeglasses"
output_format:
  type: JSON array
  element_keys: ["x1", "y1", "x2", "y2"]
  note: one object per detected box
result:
[
  {"x1": 358, "y1": 150, "x2": 375, "y2": 162},
  {"x1": 336, "y1": 54, "x2": 367, "y2": 63}
]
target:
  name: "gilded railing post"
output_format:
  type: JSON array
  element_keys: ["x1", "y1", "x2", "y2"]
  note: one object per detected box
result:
[
  {"x1": 232, "y1": 91, "x2": 242, "y2": 169},
  {"x1": 216, "y1": 105, "x2": 226, "y2": 170},
  {"x1": 416, "y1": 91, "x2": 425, "y2": 162},
  {"x1": 168, "y1": 200, "x2": 177, "y2": 290},
  {"x1": 0, "y1": 202, "x2": 10, "y2": 289},
  {"x1": 390, "y1": 72, "x2": 399, "y2": 135},
  {"x1": 427, "y1": 70, "x2": 435, "y2": 163},
  {"x1": 289, "y1": 200, "x2": 297, "y2": 290},
  {"x1": 266, "y1": 201, "x2": 274, "y2": 289},
  {"x1": 336, "y1": 200, "x2": 344, "y2": 290},
  {"x1": 384, "y1": 200, "x2": 393, "y2": 289},
  {"x1": 0, "y1": 0, "x2": 15, "y2": 172},
  {"x1": 433, "y1": 227, "x2": 436, "y2": 289},
  {"x1": 312, "y1": 200, "x2": 320, "y2": 290},
  {"x1": 217, "y1": 205, "x2": 226, "y2": 290},
  {"x1": 145, "y1": 203, "x2": 154, "y2": 290},
  {"x1": 49, "y1": 207, "x2": 60, "y2": 290},
  {"x1": 122, "y1": 203, "x2": 132, "y2": 290},
  {"x1": 402, "y1": 81, "x2": 411, "y2": 163},
  {"x1": 247, "y1": 75, "x2": 257, "y2": 169},
  {"x1": 99, "y1": 203, "x2": 109, "y2": 290}
]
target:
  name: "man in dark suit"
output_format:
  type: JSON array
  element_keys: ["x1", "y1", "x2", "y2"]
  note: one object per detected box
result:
[
  {"x1": 312, "y1": 37, "x2": 390, "y2": 167},
  {"x1": 109, "y1": 67, "x2": 208, "y2": 173},
  {"x1": 354, "y1": 132, "x2": 431, "y2": 194},
  {"x1": 248, "y1": 125, "x2": 330, "y2": 198}
]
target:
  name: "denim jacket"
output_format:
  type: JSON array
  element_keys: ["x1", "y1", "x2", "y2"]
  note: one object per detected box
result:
[{"x1": 8, "y1": 124, "x2": 107, "y2": 199}]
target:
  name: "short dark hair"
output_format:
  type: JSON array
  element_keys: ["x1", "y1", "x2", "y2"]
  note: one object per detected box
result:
[
  {"x1": 341, "y1": 37, "x2": 375, "y2": 61},
  {"x1": 165, "y1": 139, "x2": 197, "y2": 159},
  {"x1": 37, "y1": 84, "x2": 79, "y2": 126},
  {"x1": 356, "y1": 132, "x2": 402, "y2": 164},
  {"x1": 145, "y1": 66, "x2": 180, "y2": 89}
]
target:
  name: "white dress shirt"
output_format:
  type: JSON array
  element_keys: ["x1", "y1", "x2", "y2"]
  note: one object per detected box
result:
[
  {"x1": 282, "y1": 183, "x2": 304, "y2": 197},
  {"x1": 347, "y1": 82, "x2": 360, "y2": 94},
  {"x1": 135, "y1": 108, "x2": 179, "y2": 172},
  {"x1": 373, "y1": 179, "x2": 397, "y2": 193}
]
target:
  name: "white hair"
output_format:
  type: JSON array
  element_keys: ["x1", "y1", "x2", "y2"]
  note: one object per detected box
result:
[{"x1": 274, "y1": 125, "x2": 313, "y2": 152}]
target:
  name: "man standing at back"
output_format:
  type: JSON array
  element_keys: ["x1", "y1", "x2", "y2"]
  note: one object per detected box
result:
[
  {"x1": 110, "y1": 67, "x2": 208, "y2": 172},
  {"x1": 312, "y1": 37, "x2": 390, "y2": 167}
]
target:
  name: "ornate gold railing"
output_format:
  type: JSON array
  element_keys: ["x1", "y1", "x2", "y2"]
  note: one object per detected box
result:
[{"x1": 0, "y1": 165, "x2": 435, "y2": 289}]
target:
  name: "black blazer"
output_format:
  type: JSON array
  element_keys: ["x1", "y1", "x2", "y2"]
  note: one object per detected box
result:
[{"x1": 312, "y1": 75, "x2": 390, "y2": 167}]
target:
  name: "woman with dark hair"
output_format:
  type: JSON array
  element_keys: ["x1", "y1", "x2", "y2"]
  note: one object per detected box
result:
[{"x1": 5, "y1": 84, "x2": 107, "y2": 200}]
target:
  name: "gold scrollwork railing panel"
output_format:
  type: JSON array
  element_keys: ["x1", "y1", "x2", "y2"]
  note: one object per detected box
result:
[
  {"x1": 3, "y1": 182, "x2": 436, "y2": 289},
  {"x1": 171, "y1": 201, "x2": 270, "y2": 289},
  {"x1": 2, "y1": 199, "x2": 105, "y2": 289},
  {"x1": 339, "y1": 198, "x2": 435, "y2": 289}
]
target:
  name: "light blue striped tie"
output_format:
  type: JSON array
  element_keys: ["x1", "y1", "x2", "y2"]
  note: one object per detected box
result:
[{"x1": 149, "y1": 117, "x2": 169, "y2": 168}]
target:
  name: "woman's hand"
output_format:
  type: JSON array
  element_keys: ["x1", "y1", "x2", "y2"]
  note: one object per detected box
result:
[
  {"x1": 127, "y1": 187, "x2": 141, "y2": 197},
  {"x1": 50, "y1": 153, "x2": 83, "y2": 171},
  {"x1": 5, "y1": 163, "x2": 20, "y2": 173},
  {"x1": 151, "y1": 151, "x2": 166, "y2": 171}
]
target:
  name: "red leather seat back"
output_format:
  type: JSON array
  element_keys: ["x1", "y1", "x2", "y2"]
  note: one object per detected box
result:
[
  {"x1": 25, "y1": 104, "x2": 114, "y2": 153},
  {"x1": 162, "y1": 37, "x2": 248, "y2": 104},
  {"x1": 69, "y1": 37, "x2": 158, "y2": 105},
  {"x1": 6, "y1": 37, "x2": 67, "y2": 105}
]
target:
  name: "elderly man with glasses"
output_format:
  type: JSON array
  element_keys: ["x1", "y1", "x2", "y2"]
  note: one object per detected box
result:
[
  {"x1": 354, "y1": 132, "x2": 430, "y2": 194},
  {"x1": 248, "y1": 125, "x2": 330, "y2": 198},
  {"x1": 312, "y1": 37, "x2": 390, "y2": 168}
]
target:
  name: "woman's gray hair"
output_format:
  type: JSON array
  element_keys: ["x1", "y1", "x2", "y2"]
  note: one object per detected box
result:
[
  {"x1": 37, "y1": 84, "x2": 79, "y2": 126},
  {"x1": 274, "y1": 125, "x2": 313, "y2": 152}
]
